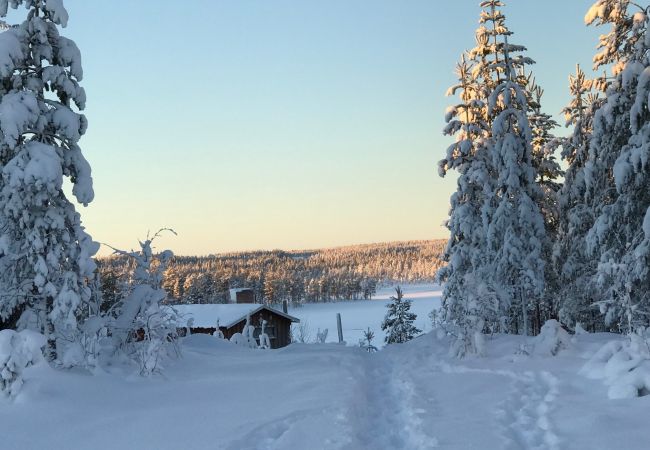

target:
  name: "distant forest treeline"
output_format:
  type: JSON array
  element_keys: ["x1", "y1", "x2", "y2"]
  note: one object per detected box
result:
[{"x1": 97, "y1": 240, "x2": 445, "y2": 306}]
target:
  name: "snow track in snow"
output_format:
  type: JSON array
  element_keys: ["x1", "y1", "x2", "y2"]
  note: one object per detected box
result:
[
  {"x1": 498, "y1": 371, "x2": 560, "y2": 450},
  {"x1": 438, "y1": 361, "x2": 561, "y2": 449},
  {"x1": 224, "y1": 406, "x2": 348, "y2": 450},
  {"x1": 347, "y1": 355, "x2": 438, "y2": 450}
]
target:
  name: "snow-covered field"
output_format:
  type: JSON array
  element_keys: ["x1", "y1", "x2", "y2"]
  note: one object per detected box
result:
[
  {"x1": 3, "y1": 285, "x2": 650, "y2": 450},
  {"x1": 288, "y1": 284, "x2": 441, "y2": 346}
]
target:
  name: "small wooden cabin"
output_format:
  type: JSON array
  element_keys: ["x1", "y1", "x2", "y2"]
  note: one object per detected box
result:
[
  {"x1": 228, "y1": 288, "x2": 255, "y2": 304},
  {"x1": 175, "y1": 303, "x2": 300, "y2": 349}
]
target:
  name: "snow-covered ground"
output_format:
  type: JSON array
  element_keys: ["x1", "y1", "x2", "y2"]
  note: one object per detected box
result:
[
  {"x1": 288, "y1": 284, "x2": 441, "y2": 347},
  {"x1": 2, "y1": 285, "x2": 650, "y2": 450}
]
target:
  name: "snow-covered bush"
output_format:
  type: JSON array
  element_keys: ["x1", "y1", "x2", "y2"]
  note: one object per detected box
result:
[
  {"x1": 0, "y1": 330, "x2": 46, "y2": 398},
  {"x1": 258, "y1": 320, "x2": 271, "y2": 349},
  {"x1": 444, "y1": 276, "x2": 497, "y2": 357},
  {"x1": 533, "y1": 320, "x2": 572, "y2": 356},
  {"x1": 212, "y1": 320, "x2": 225, "y2": 339},
  {"x1": 574, "y1": 322, "x2": 589, "y2": 336},
  {"x1": 449, "y1": 323, "x2": 486, "y2": 359},
  {"x1": 230, "y1": 315, "x2": 257, "y2": 349},
  {"x1": 102, "y1": 230, "x2": 180, "y2": 376},
  {"x1": 580, "y1": 331, "x2": 650, "y2": 399}
]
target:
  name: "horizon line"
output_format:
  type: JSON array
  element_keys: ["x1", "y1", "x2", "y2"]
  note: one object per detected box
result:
[{"x1": 96, "y1": 237, "x2": 447, "y2": 259}]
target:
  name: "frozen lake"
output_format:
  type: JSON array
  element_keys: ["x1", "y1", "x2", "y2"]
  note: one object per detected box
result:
[{"x1": 288, "y1": 284, "x2": 442, "y2": 347}]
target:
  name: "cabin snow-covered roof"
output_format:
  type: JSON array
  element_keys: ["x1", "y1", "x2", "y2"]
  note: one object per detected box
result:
[{"x1": 173, "y1": 304, "x2": 300, "y2": 329}]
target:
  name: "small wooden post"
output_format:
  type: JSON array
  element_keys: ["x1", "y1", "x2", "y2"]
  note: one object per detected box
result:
[
  {"x1": 337, "y1": 313, "x2": 344, "y2": 344},
  {"x1": 282, "y1": 300, "x2": 288, "y2": 314}
]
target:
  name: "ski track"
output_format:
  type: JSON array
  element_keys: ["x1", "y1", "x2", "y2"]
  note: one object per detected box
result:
[{"x1": 348, "y1": 354, "x2": 438, "y2": 450}]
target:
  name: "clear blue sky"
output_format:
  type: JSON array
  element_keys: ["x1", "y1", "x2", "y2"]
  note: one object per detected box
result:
[{"x1": 45, "y1": 0, "x2": 599, "y2": 255}]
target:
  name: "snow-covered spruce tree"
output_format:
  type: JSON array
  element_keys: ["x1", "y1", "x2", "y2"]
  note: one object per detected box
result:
[
  {"x1": 439, "y1": 1, "x2": 552, "y2": 345},
  {"x1": 554, "y1": 65, "x2": 604, "y2": 330},
  {"x1": 524, "y1": 77, "x2": 563, "y2": 334},
  {"x1": 438, "y1": 1, "x2": 524, "y2": 350},
  {"x1": 587, "y1": 8, "x2": 650, "y2": 333},
  {"x1": 0, "y1": 0, "x2": 98, "y2": 362},
  {"x1": 474, "y1": 2, "x2": 559, "y2": 335},
  {"x1": 381, "y1": 287, "x2": 421, "y2": 344},
  {"x1": 359, "y1": 327, "x2": 377, "y2": 353},
  {"x1": 584, "y1": 2, "x2": 650, "y2": 332},
  {"x1": 582, "y1": 1, "x2": 643, "y2": 226},
  {"x1": 438, "y1": 54, "x2": 498, "y2": 352},
  {"x1": 486, "y1": 42, "x2": 546, "y2": 337}
]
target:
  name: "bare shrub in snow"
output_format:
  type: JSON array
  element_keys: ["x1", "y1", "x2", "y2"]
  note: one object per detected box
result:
[
  {"x1": 292, "y1": 320, "x2": 312, "y2": 344},
  {"x1": 315, "y1": 328, "x2": 328, "y2": 344}
]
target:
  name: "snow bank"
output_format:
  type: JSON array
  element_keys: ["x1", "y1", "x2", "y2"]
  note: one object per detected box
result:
[{"x1": 580, "y1": 333, "x2": 650, "y2": 399}]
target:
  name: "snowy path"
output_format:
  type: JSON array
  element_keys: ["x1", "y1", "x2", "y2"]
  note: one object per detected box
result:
[
  {"x1": 436, "y1": 360, "x2": 562, "y2": 449},
  {"x1": 346, "y1": 341, "x2": 563, "y2": 450},
  {"x1": 498, "y1": 371, "x2": 560, "y2": 450},
  {"x1": 347, "y1": 353, "x2": 438, "y2": 449}
]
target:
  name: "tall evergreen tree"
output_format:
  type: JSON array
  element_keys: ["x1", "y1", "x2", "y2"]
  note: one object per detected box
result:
[
  {"x1": 438, "y1": 54, "x2": 496, "y2": 345},
  {"x1": 555, "y1": 65, "x2": 603, "y2": 330},
  {"x1": 585, "y1": 0, "x2": 647, "y2": 330},
  {"x1": 0, "y1": 0, "x2": 98, "y2": 361},
  {"x1": 525, "y1": 77, "x2": 563, "y2": 332},
  {"x1": 486, "y1": 39, "x2": 546, "y2": 337},
  {"x1": 587, "y1": 5, "x2": 650, "y2": 332},
  {"x1": 439, "y1": 1, "x2": 551, "y2": 344}
]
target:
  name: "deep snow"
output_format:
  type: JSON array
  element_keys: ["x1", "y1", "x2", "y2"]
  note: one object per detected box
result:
[{"x1": 1, "y1": 286, "x2": 649, "y2": 449}]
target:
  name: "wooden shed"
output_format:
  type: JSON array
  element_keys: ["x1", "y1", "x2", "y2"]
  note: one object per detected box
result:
[
  {"x1": 175, "y1": 303, "x2": 300, "y2": 349},
  {"x1": 228, "y1": 288, "x2": 255, "y2": 304}
]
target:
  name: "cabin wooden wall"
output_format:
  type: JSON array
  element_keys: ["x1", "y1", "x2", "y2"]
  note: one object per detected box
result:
[
  {"x1": 220, "y1": 310, "x2": 293, "y2": 349},
  {"x1": 235, "y1": 290, "x2": 255, "y2": 304}
]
